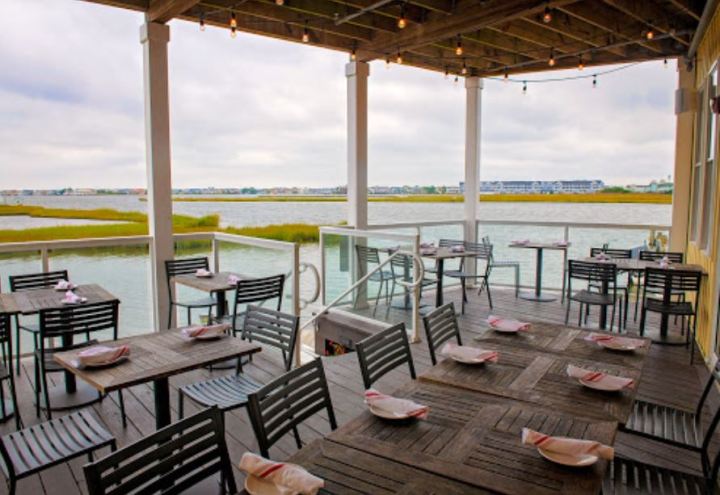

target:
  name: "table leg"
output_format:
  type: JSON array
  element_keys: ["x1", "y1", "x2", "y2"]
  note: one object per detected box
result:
[
  {"x1": 215, "y1": 290, "x2": 227, "y2": 320},
  {"x1": 519, "y1": 248, "x2": 556, "y2": 302},
  {"x1": 646, "y1": 283, "x2": 685, "y2": 345},
  {"x1": 436, "y1": 259, "x2": 444, "y2": 307},
  {"x1": 599, "y1": 281, "x2": 608, "y2": 330},
  {"x1": 154, "y1": 377, "x2": 171, "y2": 429}
]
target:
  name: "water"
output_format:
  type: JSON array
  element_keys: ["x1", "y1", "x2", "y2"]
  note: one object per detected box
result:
[{"x1": 1, "y1": 195, "x2": 671, "y2": 348}]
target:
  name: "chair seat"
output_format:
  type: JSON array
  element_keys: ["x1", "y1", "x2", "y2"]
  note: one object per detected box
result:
[
  {"x1": 0, "y1": 410, "x2": 114, "y2": 478},
  {"x1": 180, "y1": 373, "x2": 264, "y2": 411},
  {"x1": 490, "y1": 260, "x2": 520, "y2": 268},
  {"x1": 369, "y1": 270, "x2": 394, "y2": 282},
  {"x1": 172, "y1": 296, "x2": 217, "y2": 308},
  {"x1": 444, "y1": 270, "x2": 488, "y2": 280},
  {"x1": 623, "y1": 399, "x2": 702, "y2": 448},
  {"x1": 35, "y1": 340, "x2": 98, "y2": 373},
  {"x1": 603, "y1": 456, "x2": 708, "y2": 495},
  {"x1": 569, "y1": 290, "x2": 615, "y2": 306},
  {"x1": 645, "y1": 299, "x2": 695, "y2": 316}
]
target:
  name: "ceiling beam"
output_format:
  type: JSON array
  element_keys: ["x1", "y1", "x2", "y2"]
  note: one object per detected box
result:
[
  {"x1": 148, "y1": 0, "x2": 201, "y2": 22},
  {"x1": 601, "y1": 0, "x2": 693, "y2": 47},
  {"x1": 666, "y1": 0, "x2": 704, "y2": 21}
]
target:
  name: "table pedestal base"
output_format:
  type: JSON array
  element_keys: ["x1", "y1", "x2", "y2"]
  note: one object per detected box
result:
[
  {"x1": 43, "y1": 382, "x2": 100, "y2": 411},
  {"x1": 519, "y1": 291, "x2": 556, "y2": 302}
]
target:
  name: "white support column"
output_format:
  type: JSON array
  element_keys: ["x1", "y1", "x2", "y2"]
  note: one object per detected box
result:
[
  {"x1": 141, "y1": 21, "x2": 174, "y2": 331},
  {"x1": 346, "y1": 61, "x2": 369, "y2": 230},
  {"x1": 464, "y1": 77, "x2": 483, "y2": 279}
]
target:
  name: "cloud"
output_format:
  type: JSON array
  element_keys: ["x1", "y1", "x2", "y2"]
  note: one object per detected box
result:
[{"x1": 0, "y1": 0, "x2": 677, "y2": 189}]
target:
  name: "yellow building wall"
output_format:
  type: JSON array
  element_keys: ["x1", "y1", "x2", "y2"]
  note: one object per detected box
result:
[{"x1": 687, "y1": 5, "x2": 720, "y2": 358}]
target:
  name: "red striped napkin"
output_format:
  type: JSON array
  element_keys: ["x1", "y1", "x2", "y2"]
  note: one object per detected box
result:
[
  {"x1": 182, "y1": 323, "x2": 230, "y2": 339},
  {"x1": 566, "y1": 364, "x2": 634, "y2": 389},
  {"x1": 441, "y1": 342, "x2": 499, "y2": 363},
  {"x1": 364, "y1": 389, "x2": 429, "y2": 419},
  {"x1": 522, "y1": 428, "x2": 614, "y2": 459},
  {"x1": 238, "y1": 452, "x2": 324, "y2": 495},
  {"x1": 78, "y1": 345, "x2": 130, "y2": 366},
  {"x1": 487, "y1": 315, "x2": 531, "y2": 332},
  {"x1": 585, "y1": 333, "x2": 645, "y2": 348}
]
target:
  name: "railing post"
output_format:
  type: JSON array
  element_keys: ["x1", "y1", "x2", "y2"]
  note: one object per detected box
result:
[
  {"x1": 40, "y1": 248, "x2": 50, "y2": 272},
  {"x1": 411, "y1": 233, "x2": 421, "y2": 343},
  {"x1": 291, "y1": 243, "x2": 301, "y2": 366},
  {"x1": 211, "y1": 236, "x2": 220, "y2": 273},
  {"x1": 319, "y1": 231, "x2": 326, "y2": 305}
]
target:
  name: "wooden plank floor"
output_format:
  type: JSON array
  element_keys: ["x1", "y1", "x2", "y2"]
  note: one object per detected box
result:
[{"x1": 0, "y1": 286, "x2": 713, "y2": 494}]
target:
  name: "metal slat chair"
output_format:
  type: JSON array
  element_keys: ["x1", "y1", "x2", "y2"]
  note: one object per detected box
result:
[
  {"x1": 9, "y1": 269, "x2": 69, "y2": 376},
  {"x1": 0, "y1": 409, "x2": 115, "y2": 495},
  {"x1": 178, "y1": 306, "x2": 299, "y2": 418},
  {"x1": 441, "y1": 240, "x2": 494, "y2": 314},
  {"x1": 247, "y1": 359, "x2": 337, "y2": 458},
  {"x1": 35, "y1": 301, "x2": 125, "y2": 424},
  {"x1": 0, "y1": 314, "x2": 19, "y2": 430},
  {"x1": 482, "y1": 235, "x2": 520, "y2": 298},
  {"x1": 354, "y1": 245, "x2": 398, "y2": 316},
  {"x1": 355, "y1": 323, "x2": 416, "y2": 390},
  {"x1": 165, "y1": 257, "x2": 218, "y2": 328},
  {"x1": 422, "y1": 303, "x2": 462, "y2": 366},
  {"x1": 588, "y1": 247, "x2": 633, "y2": 329},
  {"x1": 564, "y1": 260, "x2": 621, "y2": 331},
  {"x1": 604, "y1": 455, "x2": 716, "y2": 495},
  {"x1": 637, "y1": 250, "x2": 688, "y2": 323},
  {"x1": 227, "y1": 274, "x2": 285, "y2": 336},
  {"x1": 388, "y1": 252, "x2": 435, "y2": 305},
  {"x1": 83, "y1": 407, "x2": 236, "y2": 495}
]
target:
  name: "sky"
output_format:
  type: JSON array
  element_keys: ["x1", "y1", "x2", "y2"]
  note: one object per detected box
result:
[{"x1": 0, "y1": 0, "x2": 679, "y2": 189}]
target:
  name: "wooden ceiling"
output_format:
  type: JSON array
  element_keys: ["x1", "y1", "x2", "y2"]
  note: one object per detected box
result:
[{"x1": 86, "y1": 0, "x2": 708, "y2": 76}]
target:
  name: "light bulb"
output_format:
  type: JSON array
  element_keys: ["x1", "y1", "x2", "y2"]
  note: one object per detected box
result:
[
  {"x1": 396, "y1": 52, "x2": 403, "y2": 64},
  {"x1": 398, "y1": 7, "x2": 407, "y2": 29},
  {"x1": 444, "y1": 68, "x2": 449, "y2": 79},
  {"x1": 663, "y1": 58, "x2": 668, "y2": 68},
  {"x1": 455, "y1": 38, "x2": 463, "y2": 56},
  {"x1": 302, "y1": 24, "x2": 309, "y2": 43},
  {"x1": 542, "y1": 6, "x2": 552, "y2": 23},
  {"x1": 230, "y1": 12, "x2": 237, "y2": 38},
  {"x1": 350, "y1": 49, "x2": 357, "y2": 61},
  {"x1": 461, "y1": 62, "x2": 468, "y2": 75},
  {"x1": 578, "y1": 56, "x2": 584, "y2": 70},
  {"x1": 548, "y1": 50, "x2": 555, "y2": 66},
  {"x1": 645, "y1": 29, "x2": 654, "y2": 40},
  {"x1": 199, "y1": 12, "x2": 206, "y2": 31},
  {"x1": 276, "y1": 0, "x2": 284, "y2": 5},
  {"x1": 385, "y1": 57, "x2": 390, "y2": 68}
]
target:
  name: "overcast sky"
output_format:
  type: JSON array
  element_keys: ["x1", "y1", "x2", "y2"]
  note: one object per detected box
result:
[{"x1": 0, "y1": 0, "x2": 679, "y2": 189}]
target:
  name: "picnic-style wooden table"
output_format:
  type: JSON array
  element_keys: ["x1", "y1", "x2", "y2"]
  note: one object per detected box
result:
[
  {"x1": 509, "y1": 242, "x2": 568, "y2": 302},
  {"x1": 172, "y1": 271, "x2": 249, "y2": 319},
  {"x1": 6, "y1": 284, "x2": 119, "y2": 410},
  {"x1": 54, "y1": 329, "x2": 261, "y2": 429},
  {"x1": 420, "y1": 248, "x2": 482, "y2": 307},
  {"x1": 327, "y1": 380, "x2": 616, "y2": 495}
]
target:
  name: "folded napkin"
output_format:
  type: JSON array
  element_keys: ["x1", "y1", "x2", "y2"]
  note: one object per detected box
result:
[
  {"x1": 487, "y1": 315, "x2": 531, "y2": 332},
  {"x1": 228, "y1": 274, "x2": 240, "y2": 285},
  {"x1": 62, "y1": 290, "x2": 87, "y2": 304},
  {"x1": 420, "y1": 247, "x2": 437, "y2": 256},
  {"x1": 659, "y1": 260, "x2": 670, "y2": 268},
  {"x1": 566, "y1": 365, "x2": 634, "y2": 389},
  {"x1": 594, "y1": 252, "x2": 610, "y2": 261},
  {"x1": 553, "y1": 240, "x2": 569, "y2": 247},
  {"x1": 511, "y1": 239, "x2": 530, "y2": 245},
  {"x1": 182, "y1": 323, "x2": 230, "y2": 339},
  {"x1": 78, "y1": 345, "x2": 130, "y2": 366},
  {"x1": 364, "y1": 389, "x2": 429, "y2": 419},
  {"x1": 522, "y1": 428, "x2": 614, "y2": 460},
  {"x1": 420, "y1": 242, "x2": 435, "y2": 249},
  {"x1": 238, "y1": 452, "x2": 324, "y2": 495},
  {"x1": 195, "y1": 268, "x2": 212, "y2": 277},
  {"x1": 441, "y1": 342, "x2": 498, "y2": 363},
  {"x1": 450, "y1": 245, "x2": 466, "y2": 253},
  {"x1": 585, "y1": 332, "x2": 645, "y2": 348},
  {"x1": 54, "y1": 279, "x2": 73, "y2": 290}
]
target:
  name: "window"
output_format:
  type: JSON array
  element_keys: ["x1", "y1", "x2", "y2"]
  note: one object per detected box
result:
[{"x1": 690, "y1": 88, "x2": 705, "y2": 242}]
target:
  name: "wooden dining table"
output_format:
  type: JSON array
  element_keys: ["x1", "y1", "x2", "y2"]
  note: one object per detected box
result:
[
  {"x1": 509, "y1": 242, "x2": 569, "y2": 302},
  {"x1": 54, "y1": 329, "x2": 261, "y2": 429},
  {"x1": 420, "y1": 247, "x2": 482, "y2": 307},
  {"x1": 173, "y1": 271, "x2": 250, "y2": 319},
  {"x1": 4, "y1": 284, "x2": 119, "y2": 410}
]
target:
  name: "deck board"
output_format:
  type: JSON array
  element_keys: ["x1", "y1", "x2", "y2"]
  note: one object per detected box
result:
[{"x1": 0, "y1": 286, "x2": 713, "y2": 494}]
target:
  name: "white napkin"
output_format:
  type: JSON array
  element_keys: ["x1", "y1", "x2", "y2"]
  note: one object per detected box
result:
[
  {"x1": 195, "y1": 268, "x2": 212, "y2": 277},
  {"x1": 182, "y1": 323, "x2": 230, "y2": 339},
  {"x1": 450, "y1": 245, "x2": 465, "y2": 253},
  {"x1": 522, "y1": 428, "x2": 614, "y2": 459},
  {"x1": 566, "y1": 365, "x2": 634, "y2": 389},
  {"x1": 511, "y1": 239, "x2": 530, "y2": 245},
  {"x1": 78, "y1": 345, "x2": 130, "y2": 366},
  {"x1": 228, "y1": 274, "x2": 240, "y2": 285},
  {"x1": 487, "y1": 315, "x2": 531, "y2": 332},
  {"x1": 594, "y1": 252, "x2": 610, "y2": 261},
  {"x1": 54, "y1": 279, "x2": 73, "y2": 290},
  {"x1": 585, "y1": 333, "x2": 645, "y2": 348},
  {"x1": 62, "y1": 290, "x2": 87, "y2": 304},
  {"x1": 238, "y1": 452, "x2": 324, "y2": 495},
  {"x1": 441, "y1": 342, "x2": 498, "y2": 363},
  {"x1": 364, "y1": 389, "x2": 429, "y2": 419},
  {"x1": 553, "y1": 240, "x2": 569, "y2": 247},
  {"x1": 420, "y1": 242, "x2": 435, "y2": 249}
]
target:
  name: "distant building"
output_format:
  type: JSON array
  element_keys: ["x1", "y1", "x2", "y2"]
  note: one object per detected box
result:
[
  {"x1": 626, "y1": 179, "x2": 673, "y2": 193},
  {"x1": 466, "y1": 180, "x2": 604, "y2": 194}
]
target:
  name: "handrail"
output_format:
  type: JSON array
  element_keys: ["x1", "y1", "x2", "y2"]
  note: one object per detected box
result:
[
  {"x1": 366, "y1": 219, "x2": 671, "y2": 231},
  {"x1": 281, "y1": 262, "x2": 321, "y2": 309},
  {"x1": 300, "y1": 250, "x2": 425, "y2": 332}
]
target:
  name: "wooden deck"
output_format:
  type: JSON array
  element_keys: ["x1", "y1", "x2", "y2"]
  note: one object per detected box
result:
[{"x1": 0, "y1": 286, "x2": 713, "y2": 494}]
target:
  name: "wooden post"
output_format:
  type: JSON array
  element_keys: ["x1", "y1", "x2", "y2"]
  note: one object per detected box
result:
[
  {"x1": 140, "y1": 21, "x2": 174, "y2": 331},
  {"x1": 465, "y1": 77, "x2": 483, "y2": 280}
]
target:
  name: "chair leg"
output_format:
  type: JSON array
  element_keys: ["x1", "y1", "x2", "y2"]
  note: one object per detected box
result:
[
  {"x1": 564, "y1": 299, "x2": 571, "y2": 325},
  {"x1": 168, "y1": 303, "x2": 174, "y2": 330},
  {"x1": 8, "y1": 476, "x2": 15, "y2": 495},
  {"x1": 292, "y1": 426, "x2": 302, "y2": 450},
  {"x1": 639, "y1": 307, "x2": 647, "y2": 337},
  {"x1": 609, "y1": 303, "x2": 616, "y2": 332},
  {"x1": 578, "y1": 303, "x2": 584, "y2": 327},
  {"x1": 187, "y1": 307, "x2": 192, "y2": 326},
  {"x1": 514, "y1": 266, "x2": 520, "y2": 298},
  {"x1": 485, "y1": 281, "x2": 493, "y2": 309},
  {"x1": 33, "y1": 353, "x2": 40, "y2": 418},
  {"x1": 460, "y1": 279, "x2": 466, "y2": 315},
  {"x1": 690, "y1": 315, "x2": 697, "y2": 365},
  {"x1": 41, "y1": 362, "x2": 51, "y2": 420},
  {"x1": 118, "y1": 391, "x2": 126, "y2": 428},
  {"x1": 372, "y1": 280, "x2": 383, "y2": 317},
  {"x1": 178, "y1": 391, "x2": 185, "y2": 419},
  {"x1": 14, "y1": 324, "x2": 20, "y2": 377}
]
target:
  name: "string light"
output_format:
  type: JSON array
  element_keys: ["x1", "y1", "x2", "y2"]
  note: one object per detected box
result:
[
  {"x1": 444, "y1": 67, "x2": 449, "y2": 79},
  {"x1": 199, "y1": 12, "x2": 205, "y2": 31},
  {"x1": 454, "y1": 75, "x2": 459, "y2": 85},
  {"x1": 577, "y1": 55, "x2": 584, "y2": 70},
  {"x1": 302, "y1": 21, "x2": 310, "y2": 43},
  {"x1": 522, "y1": 81, "x2": 527, "y2": 94},
  {"x1": 230, "y1": 12, "x2": 237, "y2": 38},
  {"x1": 275, "y1": 0, "x2": 284, "y2": 5},
  {"x1": 645, "y1": 27, "x2": 655, "y2": 40},
  {"x1": 592, "y1": 74, "x2": 597, "y2": 88},
  {"x1": 542, "y1": 6, "x2": 552, "y2": 23},
  {"x1": 548, "y1": 49, "x2": 555, "y2": 67},
  {"x1": 396, "y1": 51, "x2": 403, "y2": 64},
  {"x1": 350, "y1": 48, "x2": 357, "y2": 61},
  {"x1": 455, "y1": 37, "x2": 463, "y2": 56},
  {"x1": 385, "y1": 56, "x2": 390, "y2": 68},
  {"x1": 503, "y1": 68, "x2": 509, "y2": 82},
  {"x1": 397, "y1": 4, "x2": 407, "y2": 29},
  {"x1": 663, "y1": 58, "x2": 668, "y2": 68},
  {"x1": 461, "y1": 60, "x2": 468, "y2": 75}
]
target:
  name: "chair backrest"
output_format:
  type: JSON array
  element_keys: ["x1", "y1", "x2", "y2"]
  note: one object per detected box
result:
[
  {"x1": 39, "y1": 300, "x2": 119, "y2": 341},
  {"x1": 639, "y1": 250, "x2": 684, "y2": 263},
  {"x1": 355, "y1": 245, "x2": 381, "y2": 265},
  {"x1": 481, "y1": 235, "x2": 491, "y2": 245},
  {"x1": 247, "y1": 359, "x2": 337, "y2": 458},
  {"x1": 243, "y1": 305, "x2": 299, "y2": 371},
  {"x1": 695, "y1": 363, "x2": 720, "y2": 484},
  {"x1": 422, "y1": 303, "x2": 461, "y2": 365},
  {"x1": 464, "y1": 241, "x2": 492, "y2": 260},
  {"x1": 234, "y1": 274, "x2": 285, "y2": 312},
  {"x1": 84, "y1": 407, "x2": 236, "y2": 495},
  {"x1": 439, "y1": 238, "x2": 463, "y2": 248},
  {"x1": 0, "y1": 314, "x2": 10, "y2": 357},
  {"x1": 165, "y1": 257, "x2": 210, "y2": 299},
  {"x1": 589, "y1": 247, "x2": 633, "y2": 259},
  {"x1": 643, "y1": 267, "x2": 702, "y2": 293},
  {"x1": 568, "y1": 260, "x2": 617, "y2": 283},
  {"x1": 10, "y1": 270, "x2": 69, "y2": 292},
  {"x1": 355, "y1": 323, "x2": 416, "y2": 389}
]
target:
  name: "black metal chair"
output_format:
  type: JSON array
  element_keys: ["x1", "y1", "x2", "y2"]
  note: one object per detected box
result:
[
  {"x1": 0, "y1": 409, "x2": 115, "y2": 495},
  {"x1": 165, "y1": 257, "x2": 217, "y2": 328},
  {"x1": 9, "y1": 269, "x2": 69, "y2": 376},
  {"x1": 422, "y1": 302, "x2": 461, "y2": 365},
  {"x1": 638, "y1": 250, "x2": 687, "y2": 322},
  {"x1": 355, "y1": 245, "x2": 398, "y2": 316},
  {"x1": 639, "y1": 267, "x2": 702, "y2": 362},
  {"x1": 355, "y1": 322, "x2": 416, "y2": 390},
  {"x1": 84, "y1": 407, "x2": 236, "y2": 495},
  {"x1": 589, "y1": 247, "x2": 632, "y2": 329},
  {"x1": 440, "y1": 241, "x2": 493, "y2": 314},
  {"x1": 178, "y1": 305, "x2": 299, "y2": 418},
  {"x1": 564, "y1": 260, "x2": 621, "y2": 331},
  {"x1": 227, "y1": 274, "x2": 286, "y2": 336},
  {"x1": 604, "y1": 454, "x2": 720, "y2": 495},
  {"x1": 0, "y1": 314, "x2": 19, "y2": 430},
  {"x1": 35, "y1": 300, "x2": 125, "y2": 424},
  {"x1": 482, "y1": 235, "x2": 520, "y2": 298},
  {"x1": 388, "y1": 252, "x2": 435, "y2": 305},
  {"x1": 247, "y1": 359, "x2": 337, "y2": 458}
]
